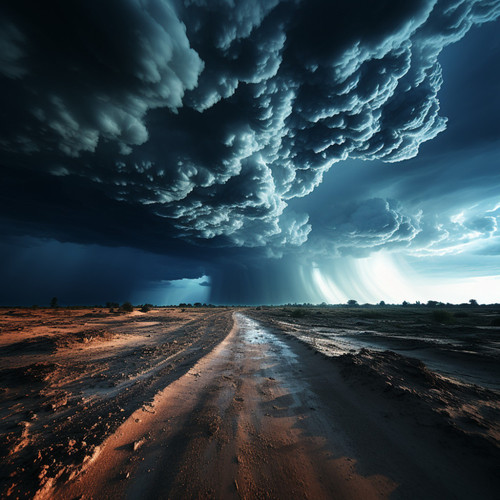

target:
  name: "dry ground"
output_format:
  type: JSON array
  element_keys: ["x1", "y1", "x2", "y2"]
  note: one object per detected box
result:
[
  {"x1": 0, "y1": 306, "x2": 499, "y2": 499},
  {"x1": 0, "y1": 306, "x2": 233, "y2": 498}
]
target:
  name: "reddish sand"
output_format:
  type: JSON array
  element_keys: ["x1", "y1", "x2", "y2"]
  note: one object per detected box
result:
[
  {"x1": 0, "y1": 307, "x2": 233, "y2": 498},
  {"x1": 1, "y1": 308, "x2": 499, "y2": 499}
]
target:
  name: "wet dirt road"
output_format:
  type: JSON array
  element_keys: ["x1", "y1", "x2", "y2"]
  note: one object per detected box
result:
[{"x1": 55, "y1": 313, "x2": 495, "y2": 500}]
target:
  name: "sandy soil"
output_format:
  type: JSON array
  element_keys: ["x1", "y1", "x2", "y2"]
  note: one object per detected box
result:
[
  {"x1": 1, "y1": 307, "x2": 499, "y2": 499},
  {"x1": 0, "y1": 307, "x2": 233, "y2": 498}
]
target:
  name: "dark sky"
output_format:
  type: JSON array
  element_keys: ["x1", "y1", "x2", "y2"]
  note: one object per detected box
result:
[{"x1": 0, "y1": 0, "x2": 499, "y2": 305}]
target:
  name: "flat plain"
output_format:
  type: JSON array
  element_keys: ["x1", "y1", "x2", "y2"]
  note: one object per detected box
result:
[{"x1": 0, "y1": 305, "x2": 499, "y2": 499}]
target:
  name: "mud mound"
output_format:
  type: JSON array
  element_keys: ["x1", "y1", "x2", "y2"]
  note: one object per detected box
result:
[
  {"x1": 339, "y1": 348, "x2": 448, "y2": 392},
  {"x1": 339, "y1": 349, "x2": 500, "y2": 455},
  {"x1": 55, "y1": 329, "x2": 115, "y2": 348},
  {"x1": 2, "y1": 310, "x2": 33, "y2": 317},
  {"x1": 0, "y1": 336, "x2": 59, "y2": 356},
  {"x1": 0, "y1": 329, "x2": 115, "y2": 356},
  {"x1": 0, "y1": 362, "x2": 63, "y2": 386}
]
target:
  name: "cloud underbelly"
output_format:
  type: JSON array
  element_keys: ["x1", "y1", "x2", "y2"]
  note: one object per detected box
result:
[{"x1": 0, "y1": 0, "x2": 499, "y2": 252}]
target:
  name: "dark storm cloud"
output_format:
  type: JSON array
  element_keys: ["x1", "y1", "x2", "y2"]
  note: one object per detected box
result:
[
  {"x1": 0, "y1": 0, "x2": 203, "y2": 156},
  {"x1": 0, "y1": 236, "x2": 210, "y2": 306},
  {"x1": 1, "y1": 0, "x2": 499, "y2": 255}
]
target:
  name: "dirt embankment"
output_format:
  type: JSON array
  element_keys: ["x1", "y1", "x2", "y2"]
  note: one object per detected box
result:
[
  {"x1": 0, "y1": 307, "x2": 234, "y2": 498},
  {"x1": 248, "y1": 308, "x2": 500, "y2": 491}
]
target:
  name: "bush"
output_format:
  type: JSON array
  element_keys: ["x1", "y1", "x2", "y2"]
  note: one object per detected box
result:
[
  {"x1": 140, "y1": 303, "x2": 153, "y2": 313},
  {"x1": 290, "y1": 308, "x2": 306, "y2": 318},
  {"x1": 120, "y1": 302, "x2": 134, "y2": 312},
  {"x1": 432, "y1": 310, "x2": 453, "y2": 323}
]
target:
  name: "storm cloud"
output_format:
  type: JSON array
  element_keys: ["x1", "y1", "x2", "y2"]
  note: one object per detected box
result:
[
  {"x1": 0, "y1": 0, "x2": 203, "y2": 156},
  {"x1": 1, "y1": 0, "x2": 500, "y2": 304},
  {"x1": 312, "y1": 198, "x2": 422, "y2": 257}
]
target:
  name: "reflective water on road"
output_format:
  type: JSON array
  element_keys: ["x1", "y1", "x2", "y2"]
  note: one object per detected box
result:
[{"x1": 235, "y1": 312, "x2": 298, "y2": 363}]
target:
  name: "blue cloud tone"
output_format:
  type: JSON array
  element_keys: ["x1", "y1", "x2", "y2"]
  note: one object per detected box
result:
[{"x1": 0, "y1": 1, "x2": 499, "y2": 304}]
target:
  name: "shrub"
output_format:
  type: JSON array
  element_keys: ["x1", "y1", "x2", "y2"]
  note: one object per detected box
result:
[
  {"x1": 140, "y1": 303, "x2": 153, "y2": 313},
  {"x1": 290, "y1": 308, "x2": 306, "y2": 318},
  {"x1": 121, "y1": 302, "x2": 134, "y2": 312},
  {"x1": 432, "y1": 310, "x2": 453, "y2": 323}
]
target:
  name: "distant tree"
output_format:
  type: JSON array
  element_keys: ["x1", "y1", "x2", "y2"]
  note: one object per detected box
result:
[
  {"x1": 140, "y1": 303, "x2": 153, "y2": 312},
  {"x1": 469, "y1": 299, "x2": 478, "y2": 306},
  {"x1": 194, "y1": 302, "x2": 202, "y2": 307},
  {"x1": 379, "y1": 300, "x2": 386, "y2": 306},
  {"x1": 50, "y1": 297, "x2": 58, "y2": 308},
  {"x1": 347, "y1": 299, "x2": 358, "y2": 306},
  {"x1": 402, "y1": 300, "x2": 409, "y2": 307},
  {"x1": 120, "y1": 301, "x2": 134, "y2": 312},
  {"x1": 427, "y1": 300, "x2": 439, "y2": 307}
]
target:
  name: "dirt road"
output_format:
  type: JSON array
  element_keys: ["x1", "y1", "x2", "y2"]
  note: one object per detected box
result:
[
  {"x1": 0, "y1": 307, "x2": 234, "y2": 498},
  {"x1": 53, "y1": 313, "x2": 499, "y2": 500}
]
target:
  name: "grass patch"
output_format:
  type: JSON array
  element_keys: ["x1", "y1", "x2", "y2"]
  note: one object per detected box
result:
[
  {"x1": 290, "y1": 308, "x2": 307, "y2": 318},
  {"x1": 490, "y1": 317, "x2": 500, "y2": 326},
  {"x1": 356, "y1": 311, "x2": 385, "y2": 319},
  {"x1": 431, "y1": 310, "x2": 454, "y2": 323}
]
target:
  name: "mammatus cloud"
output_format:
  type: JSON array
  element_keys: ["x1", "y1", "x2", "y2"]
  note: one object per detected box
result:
[{"x1": 0, "y1": 0, "x2": 499, "y2": 251}]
